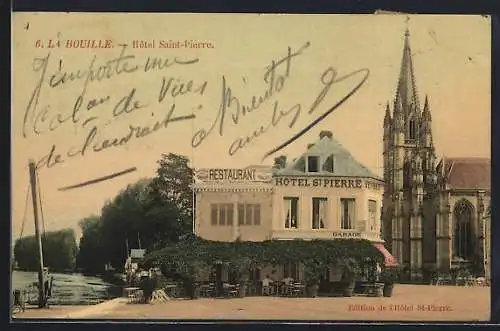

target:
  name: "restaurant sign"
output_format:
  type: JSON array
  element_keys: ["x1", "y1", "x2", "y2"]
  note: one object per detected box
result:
[
  {"x1": 332, "y1": 231, "x2": 361, "y2": 239},
  {"x1": 195, "y1": 168, "x2": 272, "y2": 182}
]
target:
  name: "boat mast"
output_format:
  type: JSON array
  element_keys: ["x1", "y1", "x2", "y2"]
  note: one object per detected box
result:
[{"x1": 29, "y1": 160, "x2": 46, "y2": 308}]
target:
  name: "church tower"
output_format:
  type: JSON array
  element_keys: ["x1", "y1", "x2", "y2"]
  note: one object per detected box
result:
[{"x1": 382, "y1": 29, "x2": 438, "y2": 281}]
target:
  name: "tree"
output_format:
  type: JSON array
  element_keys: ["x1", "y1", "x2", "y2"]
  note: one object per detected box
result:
[
  {"x1": 99, "y1": 179, "x2": 151, "y2": 270},
  {"x1": 14, "y1": 229, "x2": 78, "y2": 272},
  {"x1": 75, "y1": 215, "x2": 107, "y2": 274},
  {"x1": 153, "y1": 153, "x2": 194, "y2": 224},
  {"x1": 75, "y1": 153, "x2": 195, "y2": 273},
  {"x1": 273, "y1": 155, "x2": 287, "y2": 169},
  {"x1": 142, "y1": 153, "x2": 195, "y2": 248}
]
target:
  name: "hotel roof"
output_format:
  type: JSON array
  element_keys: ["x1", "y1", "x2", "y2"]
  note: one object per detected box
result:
[{"x1": 275, "y1": 131, "x2": 380, "y2": 179}]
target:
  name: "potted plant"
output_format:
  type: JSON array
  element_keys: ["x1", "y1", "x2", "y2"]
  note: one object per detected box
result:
[
  {"x1": 238, "y1": 275, "x2": 249, "y2": 298},
  {"x1": 381, "y1": 267, "x2": 398, "y2": 297},
  {"x1": 303, "y1": 258, "x2": 323, "y2": 298},
  {"x1": 341, "y1": 259, "x2": 361, "y2": 297}
]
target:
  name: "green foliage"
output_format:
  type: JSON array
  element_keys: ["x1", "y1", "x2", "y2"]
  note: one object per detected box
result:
[
  {"x1": 381, "y1": 266, "x2": 400, "y2": 285},
  {"x1": 14, "y1": 228, "x2": 78, "y2": 272},
  {"x1": 76, "y1": 153, "x2": 194, "y2": 273},
  {"x1": 143, "y1": 237, "x2": 384, "y2": 283},
  {"x1": 75, "y1": 215, "x2": 106, "y2": 274}
]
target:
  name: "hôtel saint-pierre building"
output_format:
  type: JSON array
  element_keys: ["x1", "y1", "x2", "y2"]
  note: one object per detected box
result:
[{"x1": 192, "y1": 130, "x2": 396, "y2": 281}]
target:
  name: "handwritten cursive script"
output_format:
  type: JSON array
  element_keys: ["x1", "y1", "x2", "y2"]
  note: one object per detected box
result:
[
  {"x1": 191, "y1": 41, "x2": 370, "y2": 159},
  {"x1": 21, "y1": 40, "x2": 369, "y2": 189},
  {"x1": 23, "y1": 44, "x2": 205, "y2": 174}
]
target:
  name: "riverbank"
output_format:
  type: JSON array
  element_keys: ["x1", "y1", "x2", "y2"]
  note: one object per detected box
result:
[
  {"x1": 12, "y1": 271, "x2": 122, "y2": 306},
  {"x1": 13, "y1": 285, "x2": 490, "y2": 321}
]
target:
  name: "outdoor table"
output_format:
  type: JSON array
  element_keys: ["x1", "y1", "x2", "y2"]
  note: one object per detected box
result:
[
  {"x1": 123, "y1": 287, "x2": 141, "y2": 298},
  {"x1": 200, "y1": 284, "x2": 214, "y2": 297},
  {"x1": 164, "y1": 284, "x2": 178, "y2": 298},
  {"x1": 281, "y1": 284, "x2": 294, "y2": 297}
]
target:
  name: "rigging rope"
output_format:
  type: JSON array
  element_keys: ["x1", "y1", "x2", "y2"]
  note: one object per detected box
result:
[
  {"x1": 19, "y1": 181, "x2": 31, "y2": 240},
  {"x1": 35, "y1": 170, "x2": 47, "y2": 238}
]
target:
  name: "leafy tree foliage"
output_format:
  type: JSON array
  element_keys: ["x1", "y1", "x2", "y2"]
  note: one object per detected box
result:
[
  {"x1": 76, "y1": 153, "x2": 194, "y2": 273},
  {"x1": 14, "y1": 229, "x2": 78, "y2": 272},
  {"x1": 75, "y1": 215, "x2": 106, "y2": 274}
]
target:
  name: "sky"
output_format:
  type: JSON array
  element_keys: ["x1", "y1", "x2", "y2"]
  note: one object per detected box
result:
[{"x1": 11, "y1": 13, "x2": 491, "y2": 241}]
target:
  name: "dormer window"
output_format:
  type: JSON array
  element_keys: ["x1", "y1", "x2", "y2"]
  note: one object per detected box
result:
[
  {"x1": 323, "y1": 154, "x2": 334, "y2": 173},
  {"x1": 307, "y1": 156, "x2": 319, "y2": 173}
]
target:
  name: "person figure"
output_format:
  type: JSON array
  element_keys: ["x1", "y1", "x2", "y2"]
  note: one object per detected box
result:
[
  {"x1": 43, "y1": 267, "x2": 51, "y2": 301},
  {"x1": 376, "y1": 263, "x2": 382, "y2": 282},
  {"x1": 262, "y1": 275, "x2": 273, "y2": 296},
  {"x1": 282, "y1": 276, "x2": 294, "y2": 285}
]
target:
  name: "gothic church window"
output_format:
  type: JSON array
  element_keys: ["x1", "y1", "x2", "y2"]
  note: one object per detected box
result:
[
  {"x1": 408, "y1": 118, "x2": 417, "y2": 140},
  {"x1": 453, "y1": 199, "x2": 474, "y2": 260},
  {"x1": 403, "y1": 161, "x2": 411, "y2": 191}
]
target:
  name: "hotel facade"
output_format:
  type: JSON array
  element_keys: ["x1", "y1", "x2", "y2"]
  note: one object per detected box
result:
[{"x1": 192, "y1": 131, "x2": 395, "y2": 281}]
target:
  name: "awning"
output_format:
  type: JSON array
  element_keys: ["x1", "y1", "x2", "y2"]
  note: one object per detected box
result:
[{"x1": 372, "y1": 243, "x2": 399, "y2": 267}]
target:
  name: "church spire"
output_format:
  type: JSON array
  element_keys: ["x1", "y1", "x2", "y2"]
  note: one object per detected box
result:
[
  {"x1": 395, "y1": 28, "x2": 420, "y2": 110},
  {"x1": 422, "y1": 95, "x2": 431, "y2": 121},
  {"x1": 384, "y1": 102, "x2": 392, "y2": 127}
]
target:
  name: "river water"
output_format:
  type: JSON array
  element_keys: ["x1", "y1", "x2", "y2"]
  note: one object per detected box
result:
[{"x1": 12, "y1": 271, "x2": 122, "y2": 305}]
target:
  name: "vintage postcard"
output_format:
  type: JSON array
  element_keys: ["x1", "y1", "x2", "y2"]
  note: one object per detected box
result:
[{"x1": 11, "y1": 13, "x2": 491, "y2": 322}]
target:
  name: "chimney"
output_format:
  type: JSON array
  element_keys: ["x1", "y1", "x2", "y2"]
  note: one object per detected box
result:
[
  {"x1": 307, "y1": 143, "x2": 315, "y2": 149},
  {"x1": 319, "y1": 131, "x2": 333, "y2": 139}
]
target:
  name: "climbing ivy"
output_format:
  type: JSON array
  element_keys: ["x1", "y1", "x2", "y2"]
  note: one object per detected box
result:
[{"x1": 143, "y1": 237, "x2": 384, "y2": 283}]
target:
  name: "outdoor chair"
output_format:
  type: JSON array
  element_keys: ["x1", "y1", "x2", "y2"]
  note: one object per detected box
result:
[
  {"x1": 292, "y1": 283, "x2": 305, "y2": 297},
  {"x1": 262, "y1": 285, "x2": 273, "y2": 296},
  {"x1": 128, "y1": 289, "x2": 144, "y2": 304},
  {"x1": 200, "y1": 283, "x2": 216, "y2": 297},
  {"x1": 435, "y1": 277, "x2": 452, "y2": 286},
  {"x1": 229, "y1": 284, "x2": 239, "y2": 298}
]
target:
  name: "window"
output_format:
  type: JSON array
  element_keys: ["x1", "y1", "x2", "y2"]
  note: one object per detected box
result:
[
  {"x1": 210, "y1": 204, "x2": 234, "y2": 226},
  {"x1": 307, "y1": 156, "x2": 319, "y2": 172},
  {"x1": 238, "y1": 204, "x2": 245, "y2": 225},
  {"x1": 284, "y1": 197, "x2": 299, "y2": 229},
  {"x1": 254, "y1": 205, "x2": 261, "y2": 225},
  {"x1": 219, "y1": 205, "x2": 226, "y2": 225},
  {"x1": 237, "y1": 204, "x2": 261, "y2": 226},
  {"x1": 245, "y1": 204, "x2": 253, "y2": 225},
  {"x1": 453, "y1": 200, "x2": 474, "y2": 260},
  {"x1": 340, "y1": 198, "x2": 356, "y2": 230},
  {"x1": 409, "y1": 118, "x2": 417, "y2": 140},
  {"x1": 226, "y1": 204, "x2": 234, "y2": 226},
  {"x1": 403, "y1": 161, "x2": 411, "y2": 191},
  {"x1": 368, "y1": 200, "x2": 377, "y2": 231},
  {"x1": 312, "y1": 198, "x2": 327, "y2": 229},
  {"x1": 211, "y1": 204, "x2": 218, "y2": 225},
  {"x1": 323, "y1": 154, "x2": 334, "y2": 172}
]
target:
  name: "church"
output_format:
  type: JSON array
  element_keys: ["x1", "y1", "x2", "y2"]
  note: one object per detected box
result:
[{"x1": 381, "y1": 29, "x2": 491, "y2": 282}]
